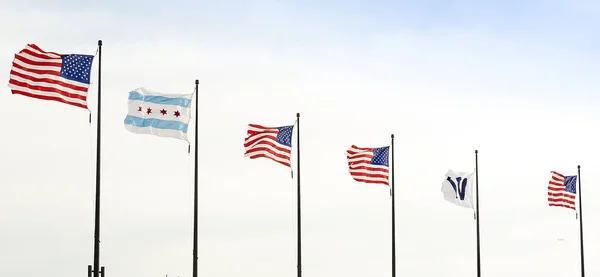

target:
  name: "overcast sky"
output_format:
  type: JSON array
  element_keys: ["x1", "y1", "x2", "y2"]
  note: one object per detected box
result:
[{"x1": 1, "y1": 0, "x2": 599, "y2": 276}]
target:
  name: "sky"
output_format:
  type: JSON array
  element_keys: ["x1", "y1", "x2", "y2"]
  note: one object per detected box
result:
[{"x1": 1, "y1": 0, "x2": 599, "y2": 276}]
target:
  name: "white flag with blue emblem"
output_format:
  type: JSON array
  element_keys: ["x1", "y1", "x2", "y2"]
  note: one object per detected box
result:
[
  {"x1": 124, "y1": 87, "x2": 194, "y2": 141},
  {"x1": 441, "y1": 169, "x2": 474, "y2": 209}
]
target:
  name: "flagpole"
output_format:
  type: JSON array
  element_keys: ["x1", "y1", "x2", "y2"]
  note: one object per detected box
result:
[
  {"x1": 475, "y1": 150, "x2": 480, "y2": 277},
  {"x1": 88, "y1": 39, "x2": 104, "y2": 277},
  {"x1": 390, "y1": 134, "x2": 396, "y2": 277},
  {"x1": 577, "y1": 165, "x2": 585, "y2": 277},
  {"x1": 192, "y1": 80, "x2": 199, "y2": 277},
  {"x1": 296, "y1": 112, "x2": 302, "y2": 277}
]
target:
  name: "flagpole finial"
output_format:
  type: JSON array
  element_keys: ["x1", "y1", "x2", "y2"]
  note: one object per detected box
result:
[
  {"x1": 475, "y1": 149, "x2": 478, "y2": 154},
  {"x1": 391, "y1": 134, "x2": 394, "y2": 139},
  {"x1": 578, "y1": 165, "x2": 581, "y2": 169},
  {"x1": 296, "y1": 112, "x2": 300, "y2": 118},
  {"x1": 195, "y1": 79, "x2": 199, "y2": 85},
  {"x1": 98, "y1": 40, "x2": 102, "y2": 46}
]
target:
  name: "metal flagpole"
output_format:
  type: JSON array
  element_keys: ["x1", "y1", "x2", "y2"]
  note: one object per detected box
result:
[
  {"x1": 192, "y1": 80, "x2": 199, "y2": 277},
  {"x1": 577, "y1": 165, "x2": 585, "y2": 277},
  {"x1": 475, "y1": 150, "x2": 481, "y2": 277},
  {"x1": 391, "y1": 134, "x2": 396, "y2": 277},
  {"x1": 296, "y1": 112, "x2": 302, "y2": 277},
  {"x1": 88, "y1": 39, "x2": 105, "y2": 277}
]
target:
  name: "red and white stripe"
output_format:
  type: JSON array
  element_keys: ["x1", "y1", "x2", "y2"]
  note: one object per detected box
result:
[
  {"x1": 346, "y1": 145, "x2": 389, "y2": 186},
  {"x1": 8, "y1": 44, "x2": 90, "y2": 109},
  {"x1": 244, "y1": 124, "x2": 291, "y2": 167},
  {"x1": 548, "y1": 171, "x2": 576, "y2": 210}
]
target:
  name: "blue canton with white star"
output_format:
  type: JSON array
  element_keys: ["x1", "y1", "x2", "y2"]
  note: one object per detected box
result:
[
  {"x1": 60, "y1": 54, "x2": 94, "y2": 84},
  {"x1": 371, "y1": 146, "x2": 390, "y2": 166},
  {"x1": 564, "y1": 175, "x2": 577, "y2": 194},
  {"x1": 276, "y1": 125, "x2": 294, "y2": 147}
]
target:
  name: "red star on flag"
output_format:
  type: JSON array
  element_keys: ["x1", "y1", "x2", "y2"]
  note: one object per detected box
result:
[
  {"x1": 146, "y1": 107, "x2": 152, "y2": 114},
  {"x1": 138, "y1": 106, "x2": 142, "y2": 112},
  {"x1": 174, "y1": 110, "x2": 180, "y2": 117},
  {"x1": 160, "y1": 109, "x2": 167, "y2": 115}
]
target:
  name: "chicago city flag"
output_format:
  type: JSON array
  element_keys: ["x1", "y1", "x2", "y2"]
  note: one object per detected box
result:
[
  {"x1": 124, "y1": 87, "x2": 193, "y2": 141},
  {"x1": 441, "y1": 170, "x2": 474, "y2": 209}
]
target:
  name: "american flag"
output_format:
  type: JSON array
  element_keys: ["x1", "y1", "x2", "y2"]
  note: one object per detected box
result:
[
  {"x1": 244, "y1": 124, "x2": 294, "y2": 167},
  {"x1": 346, "y1": 145, "x2": 390, "y2": 185},
  {"x1": 8, "y1": 44, "x2": 95, "y2": 109},
  {"x1": 548, "y1": 171, "x2": 577, "y2": 210}
]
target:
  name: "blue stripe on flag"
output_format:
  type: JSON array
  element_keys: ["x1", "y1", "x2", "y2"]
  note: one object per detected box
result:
[
  {"x1": 128, "y1": 91, "x2": 192, "y2": 107},
  {"x1": 124, "y1": 115, "x2": 189, "y2": 133}
]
